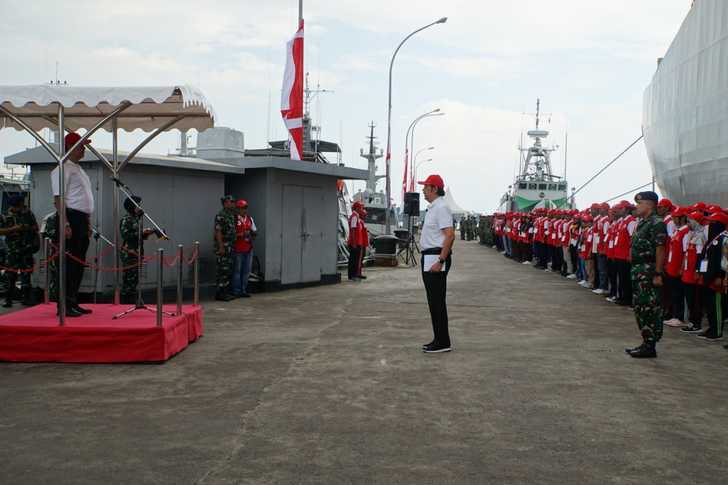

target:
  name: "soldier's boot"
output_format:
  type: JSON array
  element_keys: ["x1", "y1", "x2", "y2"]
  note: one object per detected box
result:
[
  {"x1": 629, "y1": 340, "x2": 657, "y2": 358},
  {"x1": 3, "y1": 274, "x2": 16, "y2": 308},
  {"x1": 20, "y1": 287, "x2": 35, "y2": 306},
  {"x1": 624, "y1": 343, "x2": 644, "y2": 355},
  {"x1": 215, "y1": 289, "x2": 235, "y2": 302}
]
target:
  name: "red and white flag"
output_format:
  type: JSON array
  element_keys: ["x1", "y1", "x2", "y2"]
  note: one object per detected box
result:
[
  {"x1": 401, "y1": 147, "x2": 409, "y2": 203},
  {"x1": 281, "y1": 19, "x2": 304, "y2": 160}
]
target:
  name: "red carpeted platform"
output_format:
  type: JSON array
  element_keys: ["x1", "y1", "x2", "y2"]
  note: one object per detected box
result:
[{"x1": 0, "y1": 304, "x2": 203, "y2": 363}]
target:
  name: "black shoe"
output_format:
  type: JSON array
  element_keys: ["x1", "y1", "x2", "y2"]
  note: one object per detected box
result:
[
  {"x1": 357, "y1": 275, "x2": 367, "y2": 280},
  {"x1": 2, "y1": 299, "x2": 12, "y2": 308},
  {"x1": 73, "y1": 305, "x2": 92, "y2": 315},
  {"x1": 422, "y1": 340, "x2": 435, "y2": 350},
  {"x1": 625, "y1": 343, "x2": 644, "y2": 355},
  {"x1": 630, "y1": 344, "x2": 657, "y2": 358},
  {"x1": 215, "y1": 291, "x2": 235, "y2": 302},
  {"x1": 698, "y1": 333, "x2": 723, "y2": 342},
  {"x1": 680, "y1": 324, "x2": 702, "y2": 333},
  {"x1": 56, "y1": 307, "x2": 83, "y2": 317},
  {"x1": 423, "y1": 343, "x2": 452, "y2": 353},
  {"x1": 240, "y1": 293, "x2": 251, "y2": 298}
]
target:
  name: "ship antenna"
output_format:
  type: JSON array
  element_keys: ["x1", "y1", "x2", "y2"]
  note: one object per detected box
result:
[{"x1": 535, "y1": 98, "x2": 540, "y2": 129}]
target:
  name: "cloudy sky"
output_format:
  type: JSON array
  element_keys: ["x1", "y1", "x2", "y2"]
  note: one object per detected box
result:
[{"x1": 0, "y1": 0, "x2": 692, "y2": 212}]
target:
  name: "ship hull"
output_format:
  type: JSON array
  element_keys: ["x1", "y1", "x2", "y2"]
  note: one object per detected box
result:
[{"x1": 643, "y1": 0, "x2": 728, "y2": 207}]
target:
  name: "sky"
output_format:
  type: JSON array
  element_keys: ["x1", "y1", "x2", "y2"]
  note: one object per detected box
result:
[{"x1": 0, "y1": 0, "x2": 692, "y2": 212}]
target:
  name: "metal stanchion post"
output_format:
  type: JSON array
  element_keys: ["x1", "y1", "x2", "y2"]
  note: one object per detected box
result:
[
  {"x1": 156, "y1": 248, "x2": 163, "y2": 327},
  {"x1": 43, "y1": 237, "x2": 50, "y2": 304},
  {"x1": 193, "y1": 241, "x2": 200, "y2": 306},
  {"x1": 176, "y1": 244, "x2": 183, "y2": 316}
]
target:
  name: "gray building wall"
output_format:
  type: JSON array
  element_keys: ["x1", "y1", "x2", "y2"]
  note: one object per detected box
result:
[{"x1": 27, "y1": 163, "x2": 224, "y2": 293}]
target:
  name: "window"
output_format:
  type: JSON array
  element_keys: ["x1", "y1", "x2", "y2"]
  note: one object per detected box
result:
[
  {"x1": 558, "y1": 184, "x2": 567, "y2": 191},
  {"x1": 538, "y1": 184, "x2": 547, "y2": 190},
  {"x1": 518, "y1": 183, "x2": 527, "y2": 189},
  {"x1": 364, "y1": 207, "x2": 386, "y2": 224},
  {"x1": 528, "y1": 184, "x2": 537, "y2": 190},
  {"x1": 548, "y1": 184, "x2": 556, "y2": 191}
]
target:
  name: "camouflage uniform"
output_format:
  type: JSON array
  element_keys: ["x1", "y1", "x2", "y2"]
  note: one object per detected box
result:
[
  {"x1": 214, "y1": 208, "x2": 236, "y2": 292},
  {"x1": 630, "y1": 214, "x2": 668, "y2": 343},
  {"x1": 1, "y1": 207, "x2": 39, "y2": 305},
  {"x1": 120, "y1": 213, "x2": 143, "y2": 297},
  {"x1": 41, "y1": 213, "x2": 59, "y2": 301}
]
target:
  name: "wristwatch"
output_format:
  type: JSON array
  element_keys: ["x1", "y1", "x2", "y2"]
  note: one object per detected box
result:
[{"x1": 438, "y1": 257, "x2": 445, "y2": 265}]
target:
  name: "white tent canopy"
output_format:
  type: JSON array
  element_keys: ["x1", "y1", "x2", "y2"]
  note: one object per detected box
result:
[
  {"x1": 443, "y1": 187, "x2": 467, "y2": 215},
  {"x1": 0, "y1": 84, "x2": 217, "y2": 324},
  {"x1": 0, "y1": 85, "x2": 215, "y2": 132}
]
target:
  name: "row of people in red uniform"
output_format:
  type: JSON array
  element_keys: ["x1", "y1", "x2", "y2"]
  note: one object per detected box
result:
[
  {"x1": 347, "y1": 201, "x2": 369, "y2": 281},
  {"x1": 491, "y1": 198, "x2": 728, "y2": 345}
]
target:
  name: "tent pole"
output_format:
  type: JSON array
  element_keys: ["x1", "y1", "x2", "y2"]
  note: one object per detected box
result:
[
  {"x1": 57, "y1": 104, "x2": 66, "y2": 325},
  {"x1": 112, "y1": 119, "x2": 120, "y2": 305}
]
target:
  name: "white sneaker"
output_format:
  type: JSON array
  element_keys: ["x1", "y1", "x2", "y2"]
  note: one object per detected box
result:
[
  {"x1": 664, "y1": 318, "x2": 683, "y2": 328},
  {"x1": 578, "y1": 281, "x2": 588, "y2": 287},
  {"x1": 566, "y1": 274, "x2": 577, "y2": 280},
  {"x1": 605, "y1": 296, "x2": 615, "y2": 302},
  {"x1": 522, "y1": 261, "x2": 531, "y2": 265}
]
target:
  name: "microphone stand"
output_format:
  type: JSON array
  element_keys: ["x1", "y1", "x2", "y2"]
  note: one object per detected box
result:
[
  {"x1": 111, "y1": 177, "x2": 174, "y2": 320},
  {"x1": 91, "y1": 225, "x2": 115, "y2": 304}
]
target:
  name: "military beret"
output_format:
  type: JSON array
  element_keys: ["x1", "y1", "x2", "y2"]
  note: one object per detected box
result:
[
  {"x1": 124, "y1": 195, "x2": 142, "y2": 213},
  {"x1": 221, "y1": 195, "x2": 234, "y2": 204},
  {"x1": 634, "y1": 191, "x2": 659, "y2": 204}
]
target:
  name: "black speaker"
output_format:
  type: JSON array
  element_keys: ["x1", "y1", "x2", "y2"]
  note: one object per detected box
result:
[{"x1": 403, "y1": 192, "x2": 420, "y2": 215}]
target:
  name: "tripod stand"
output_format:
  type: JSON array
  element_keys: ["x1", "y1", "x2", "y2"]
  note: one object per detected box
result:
[
  {"x1": 398, "y1": 215, "x2": 420, "y2": 267},
  {"x1": 112, "y1": 178, "x2": 173, "y2": 320}
]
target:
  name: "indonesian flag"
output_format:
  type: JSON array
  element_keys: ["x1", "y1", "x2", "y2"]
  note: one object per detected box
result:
[{"x1": 281, "y1": 19, "x2": 304, "y2": 160}]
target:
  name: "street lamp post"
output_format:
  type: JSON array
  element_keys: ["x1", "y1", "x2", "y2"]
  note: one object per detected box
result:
[
  {"x1": 414, "y1": 158, "x2": 434, "y2": 184},
  {"x1": 409, "y1": 112, "x2": 444, "y2": 191},
  {"x1": 384, "y1": 16, "x2": 448, "y2": 235}
]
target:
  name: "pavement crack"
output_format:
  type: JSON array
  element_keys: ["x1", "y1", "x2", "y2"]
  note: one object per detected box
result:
[{"x1": 194, "y1": 295, "x2": 354, "y2": 484}]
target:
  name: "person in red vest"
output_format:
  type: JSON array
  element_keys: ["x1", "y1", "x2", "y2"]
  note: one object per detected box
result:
[
  {"x1": 613, "y1": 201, "x2": 638, "y2": 306},
  {"x1": 663, "y1": 207, "x2": 690, "y2": 327},
  {"x1": 347, "y1": 201, "x2": 364, "y2": 281},
  {"x1": 231, "y1": 199, "x2": 257, "y2": 298},
  {"x1": 680, "y1": 210, "x2": 707, "y2": 333},
  {"x1": 356, "y1": 206, "x2": 369, "y2": 279}
]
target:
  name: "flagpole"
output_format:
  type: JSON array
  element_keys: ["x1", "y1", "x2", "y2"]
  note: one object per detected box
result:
[{"x1": 299, "y1": 0, "x2": 303, "y2": 22}]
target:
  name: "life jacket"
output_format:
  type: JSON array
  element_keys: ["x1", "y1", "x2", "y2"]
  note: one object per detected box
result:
[
  {"x1": 613, "y1": 215, "x2": 635, "y2": 261},
  {"x1": 666, "y1": 225, "x2": 690, "y2": 278},
  {"x1": 606, "y1": 219, "x2": 618, "y2": 259},
  {"x1": 681, "y1": 233, "x2": 704, "y2": 285},
  {"x1": 347, "y1": 212, "x2": 361, "y2": 247},
  {"x1": 580, "y1": 227, "x2": 593, "y2": 260}
]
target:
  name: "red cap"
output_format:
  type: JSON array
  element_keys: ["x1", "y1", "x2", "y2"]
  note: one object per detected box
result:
[
  {"x1": 687, "y1": 212, "x2": 705, "y2": 224},
  {"x1": 693, "y1": 201, "x2": 707, "y2": 210},
  {"x1": 671, "y1": 206, "x2": 688, "y2": 217},
  {"x1": 706, "y1": 212, "x2": 728, "y2": 226},
  {"x1": 600, "y1": 203, "x2": 610, "y2": 209},
  {"x1": 658, "y1": 198, "x2": 674, "y2": 209},
  {"x1": 352, "y1": 201, "x2": 364, "y2": 210},
  {"x1": 707, "y1": 204, "x2": 723, "y2": 214},
  {"x1": 582, "y1": 215, "x2": 593, "y2": 223},
  {"x1": 590, "y1": 203, "x2": 600, "y2": 210},
  {"x1": 64, "y1": 132, "x2": 91, "y2": 151},
  {"x1": 236, "y1": 199, "x2": 248, "y2": 208},
  {"x1": 417, "y1": 174, "x2": 445, "y2": 189}
]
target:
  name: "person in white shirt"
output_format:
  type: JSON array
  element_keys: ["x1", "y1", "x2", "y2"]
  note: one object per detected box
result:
[
  {"x1": 50, "y1": 132, "x2": 95, "y2": 317},
  {"x1": 418, "y1": 174, "x2": 455, "y2": 353}
]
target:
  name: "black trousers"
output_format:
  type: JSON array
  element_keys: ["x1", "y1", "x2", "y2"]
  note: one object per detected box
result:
[
  {"x1": 422, "y1": 248, "x2": 452, "y2": 347},
  {"x1": 607, "y1": 258, "x2": 619, "y2": 297},
  {"x1": 347, "y1": 246, "x2": 361, "y2": 280},
  {"x1": 667, "y1": 275, "x2": 685, "y2": 322},
  {"x1": 703, "y1": 286, "x2": 724, "y2": 337},
  {"x1": 617, "y1": 260, "x2": 632, "y2": 304},
  {"x1": 63, "y1": 208, "x2": 90, "y2": 306},
  {"x1": 684, "y1": 283, "x2": 702, "y2": 327}
]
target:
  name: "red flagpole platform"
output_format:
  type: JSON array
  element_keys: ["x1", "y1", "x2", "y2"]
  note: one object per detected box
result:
[{"x1": 0, "y1": 304, "x2": 203, "y2": 363}]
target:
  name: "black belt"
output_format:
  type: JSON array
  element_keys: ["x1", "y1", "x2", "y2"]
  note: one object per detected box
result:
[
  {"x1": 421, "y1": 247, "x2": 442, "y2": 255},
  {"x1": 66, "y1": 207, "x2": 89, "y2": 216}
]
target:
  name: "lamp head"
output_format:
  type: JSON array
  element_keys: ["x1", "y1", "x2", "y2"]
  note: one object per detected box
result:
[{"x1": 437, "y1": 17, "x2": 448, "y2": 24}]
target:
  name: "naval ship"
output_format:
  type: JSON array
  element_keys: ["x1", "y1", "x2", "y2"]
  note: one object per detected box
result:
[
  {"x1": 498, "y1": 100, "x2": 570, "y2": 212},
  {"x1": 643, "y1": 0, "x2": 728, "y2": 207},
  {"x1": 352, "y1": 123, "x2": 397, "y2": 237}
]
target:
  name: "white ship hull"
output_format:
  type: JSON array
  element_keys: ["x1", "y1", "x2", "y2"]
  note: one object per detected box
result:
[{"x1": 643, "y1": 0, "x2": 728, "y2": 207}]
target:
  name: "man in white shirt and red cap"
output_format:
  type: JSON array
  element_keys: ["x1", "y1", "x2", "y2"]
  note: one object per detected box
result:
[
  {"x1": 50, "y1": 132, "x2": 95, "y2": 317},
  {"x1": 418, "y1": 174, "x2": 455, "y2": 353}
]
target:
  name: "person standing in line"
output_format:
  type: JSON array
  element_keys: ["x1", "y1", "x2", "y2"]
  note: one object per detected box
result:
[
  {"x1": 663, "y1": 207, "x2": 690, "y2": 327},
  {"x1": 231, "y1": 199, "x2": 257, "y2": 298},
  {"x1": 347, "y1": 201, "x2": 364, "y2": 281},
  {"x1": 51, "y1": 132, "x2": 95, "y2": 317},
  {"x1": 695, "y1": 210, "x2": 727, "y2": 342},
  {"x1": 625, "y1": 191, "x2": 668, "y2": 359},
  {"x1": 214, "y1": 195, "x2": 237, "y2": 301},
  {"x1": 356, "y1": 205, "x2": 369, "y2": 280},
  {"x1": 680, "y1": 210, "x2": 707, "y2": 334},
  {"x1": 0, "y1": 195, "x2": 39, "y2": 307},
  {"x1": 418, "y1": 174, "x2": 455, "y2": 354}
]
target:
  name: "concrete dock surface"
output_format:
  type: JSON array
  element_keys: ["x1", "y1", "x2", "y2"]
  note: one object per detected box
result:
[{"x1": 2, "y1": 240, "x2": 728, "y2": 484}]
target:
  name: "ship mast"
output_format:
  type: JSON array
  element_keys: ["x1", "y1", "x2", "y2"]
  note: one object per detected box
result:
[{"x1": 360, "y1": 122, "x2": 384, "y2": 193}]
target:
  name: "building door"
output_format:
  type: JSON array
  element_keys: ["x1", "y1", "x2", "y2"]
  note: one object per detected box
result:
[{"x1": 281, "y1": 185, "x2": 323, "y2": 285}]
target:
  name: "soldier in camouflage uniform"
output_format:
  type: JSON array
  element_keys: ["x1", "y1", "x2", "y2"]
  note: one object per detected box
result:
[
  {"x1": 1, "y1": 195, "x2": 39, "y2": 307},
  {"x1": 214, "y1": 195, "x2": 237, "y2": 301},
  {"x1": 41, "y1": 212, "x2": 60, "y2": 302},
  {"x1": 626, "y1": 191, "x2": 668, "y2": 359},
  {"x1": 120, "y1": 196, "x2": 158, "y2": 301}
]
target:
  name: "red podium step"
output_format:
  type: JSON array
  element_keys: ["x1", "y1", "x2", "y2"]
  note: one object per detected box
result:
[{"x1": 0, "y1": 304, "x2": 203, "y2": 363}]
